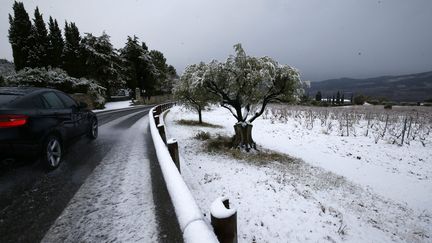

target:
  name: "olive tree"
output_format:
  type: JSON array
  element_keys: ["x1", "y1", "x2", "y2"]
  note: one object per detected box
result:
[
  {"x1": 174, "y1": 63, "x2": 216, "y2": 124},
  {"x1": 193, "y1": 44, "x2": 304, "y2": 150}
]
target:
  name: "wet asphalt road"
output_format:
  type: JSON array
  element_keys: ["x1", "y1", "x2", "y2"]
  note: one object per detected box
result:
[{"x1": 0, "y1": 106, "x2": 182, "y2": 243}]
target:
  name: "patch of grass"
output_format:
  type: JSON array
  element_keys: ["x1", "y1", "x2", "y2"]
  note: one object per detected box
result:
[
  {"x1": 176, "y1": 119, "x2": 223, "y2": 128},
  {"x1": 204, "y1": 134, "x2": 296, "y2": 165},
  {"x1": 195, "y1": 131, "x2": 211, "y2": 140}
]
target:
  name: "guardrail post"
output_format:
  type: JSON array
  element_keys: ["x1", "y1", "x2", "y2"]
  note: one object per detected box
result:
[
  {"x1": 156, "y1": 105, "x2": 162, "y2": 114},
  {"x1": 154, "y1": 115, "x2": 160, "y2": 126},
  {"x1": 157, "y1": 124, "x2": 167, "y2": 144},
  {"x1": 167, "y1": 139, "x2": 180, "y2": 172},
  {"x1": 211, "y1": 198, "x2": 237, "y2": 243}
]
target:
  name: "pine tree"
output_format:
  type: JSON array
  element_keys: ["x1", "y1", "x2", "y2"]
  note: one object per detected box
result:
[
  {"x1": 63, "y1": 21, "x2": 84, "y2": 77},
  {"x1": 167, "y1": 65, "x2": 178, "y2": 79},
  {"x1": 8, "y1": 1, "x2": 32, "y2": 70},
  {"x1": 142, "y1": 42, "x2": 148, "y2": 51},
  {"x1": 341, "y1": 94, "x2": 345, "y2": 104},
  {"x1": 119, "y1": 36, "x2": 155, "y2": 94},
  {"x1": 27, "y1": 7, "x2": 49, "y2": 68},
  {"x1": 149, "y1": 50, "x2": 170, "y2": 94},
  {"x1": 47, "y1": 17, "x2": 64, "y2": 67},
  {"x1": 81, "y1": 32, "x2": 123, "y2": 95}
]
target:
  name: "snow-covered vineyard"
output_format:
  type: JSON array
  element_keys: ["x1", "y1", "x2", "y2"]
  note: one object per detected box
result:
[{"x1": 165, "y1": 105, "x2": 432, "y2": 242}]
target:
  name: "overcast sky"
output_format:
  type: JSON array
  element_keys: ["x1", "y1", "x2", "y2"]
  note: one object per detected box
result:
[{"x1": 1, "y1": 0, "x2": 431, "y2": 81}]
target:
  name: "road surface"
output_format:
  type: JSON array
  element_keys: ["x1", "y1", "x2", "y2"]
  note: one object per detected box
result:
[{"x1": 0, "y1": 106, "x2": 182, "y2": 243}]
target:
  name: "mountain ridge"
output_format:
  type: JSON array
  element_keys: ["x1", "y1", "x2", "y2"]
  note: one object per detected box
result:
[{"x1": 308, "y1": 70, "x2": 432, "y2": 102}]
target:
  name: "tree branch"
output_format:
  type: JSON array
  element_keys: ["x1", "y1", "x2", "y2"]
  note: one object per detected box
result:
[{"x1": 221, "y1": 103, "x2": 239, "y2": 121}]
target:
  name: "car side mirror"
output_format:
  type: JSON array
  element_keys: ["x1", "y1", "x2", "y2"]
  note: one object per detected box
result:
[{"x1": 78, "y1": 101, "x2": 88, "y2": 109}]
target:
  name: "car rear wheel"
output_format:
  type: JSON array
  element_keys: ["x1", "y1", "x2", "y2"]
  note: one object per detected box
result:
[
  {"x1": 43, "y1": 135, "x2": 62, "y2": 170},
  {"x1": 87, "y1": 118, "x2": 98, "y2": 139}
]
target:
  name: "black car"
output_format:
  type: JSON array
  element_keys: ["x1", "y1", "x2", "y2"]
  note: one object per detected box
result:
[{"x1": 0, "y1": 87, "x2": 98, "y2": 169}]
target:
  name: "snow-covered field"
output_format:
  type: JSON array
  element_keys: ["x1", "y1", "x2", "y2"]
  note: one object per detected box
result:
[{"x1": 165, "y1": 105, "x2": 432, "y2": 242}]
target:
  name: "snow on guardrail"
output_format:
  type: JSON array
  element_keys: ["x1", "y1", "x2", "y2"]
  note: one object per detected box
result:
[{"x1": 149, "y1": 105, "x2": 219, "y2": 243}]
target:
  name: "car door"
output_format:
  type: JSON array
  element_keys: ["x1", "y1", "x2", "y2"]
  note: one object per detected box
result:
[
  {"x1": 40, "y1": 92, "x2": 76, "y2": 141},
  {"x1": 55, "y1": 91, "x2": 88, "y2": 136}
]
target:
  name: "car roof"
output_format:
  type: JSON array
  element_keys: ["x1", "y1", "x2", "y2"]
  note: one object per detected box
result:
[{"x1": 0, "y1": 87, "x2": 56, "y2": 96}]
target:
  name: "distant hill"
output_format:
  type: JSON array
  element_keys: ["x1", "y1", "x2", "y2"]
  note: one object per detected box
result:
[
  {"x1": 308, "y1": 71, "x2": 432, "y2": 102},
  {"x1": 0, "y1": 59, "x2": 15, "y2": 77}
]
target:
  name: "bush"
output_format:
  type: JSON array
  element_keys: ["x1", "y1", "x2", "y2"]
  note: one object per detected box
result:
[
  {"x1": 310, "y1": 100, "x2": 319, "y2": 106},
  {"x1": 320, "y1": 102, "x2": 330, "y2": 107},
  {"x1": 5, "y1": 67, "x2": 106, "y2": 108},
  {"x1": 384, "y1": 104, "x2": 392, "y2": 109},
  {"x1": 423, "y1": 103, "x2": 432, "y2": 107},
  {"x1": 353, "y1": 95, "x2": 366, "y2": 105},
  {"x1": 195, "y1": 131, "x2": 211, "y2": 140},
  {"x1": 368, "y1": 100, "x2": 380, "y2": 105},
  {"x1": 176, "y1": 119, "x2": 222, "y2": 128}
]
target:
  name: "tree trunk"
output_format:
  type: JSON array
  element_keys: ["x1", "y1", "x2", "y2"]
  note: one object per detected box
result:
[
  {"x1": 198, "y1": 107, "x2": 202, "y2": 124},
  {"x1": 233, "y1": 123, "x2": 256, "y2": 151}
]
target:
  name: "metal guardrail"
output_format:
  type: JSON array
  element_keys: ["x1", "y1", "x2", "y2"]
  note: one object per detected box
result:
[
  {"x1": 149, "y1": 103, "x2": 238, "y2": 243},
  {"x1": 149, "y1": 103, "x2": 219, "y2": 243}
]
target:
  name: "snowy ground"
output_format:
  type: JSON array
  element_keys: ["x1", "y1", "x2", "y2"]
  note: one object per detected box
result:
[
  {"x1": 93, "y1": 100, "x2": 132, "y2": 112},
  {"x1": 165, "y1": 105, "x2": 432, "y2": 242}
]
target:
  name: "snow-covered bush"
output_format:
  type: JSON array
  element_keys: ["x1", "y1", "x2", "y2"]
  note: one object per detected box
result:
[{"x1": 5, "y1": 67, "x2": 106, "y2": 108}]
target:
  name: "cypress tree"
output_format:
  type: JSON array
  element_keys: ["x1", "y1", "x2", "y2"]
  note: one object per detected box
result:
[
  {"x1": 27, "y1": 7, "x2": 49, "y2": 68},
  {"x1": 315, "y1": 91, "x2": 322, "y2": 101},
  {"x1": 8, "y1": 1, "x2": 32, "y2": 70},
  {"x1": 336, "y1": 91, "x2": 341, "y2": 104},
  {"x1": 47, "y1": 17, "x2": 64, "y2": 67},
  {"x1": 63, "y1": 21, "x2": 84, "y2": 77}
]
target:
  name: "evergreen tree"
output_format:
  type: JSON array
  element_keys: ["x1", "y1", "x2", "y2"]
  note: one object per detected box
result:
[
  {"x1": 47, "y1": 17, "x2": 64, "y2": 67},
  {"x1": 119, "y1": 36, "x2": 156, "y2": 94},
  {"x1": 341, "y1": 94, "x2": 345, "y2": 104},
  {"x1": 27, "y1": 7, "x2": 49, "y2": 68},
  {"x1": 167, "y1": 65, "x2": 178, "y2": 79},
  {"x1": 63, "y1": 21, "x2": 84, "y2": 77},
  {"x1": 336, "y1": 91, "x2": 341, "y2": 104},
  {"x1": 8, "y1": 1, "x2": 32, "y2": 70},
  {"x1": 149, "y1": 50, "x2": 170, "y2": 94},
  {"x1": 142, "y1": 42, "x2": 148, "y2": 51},
  {"x1": 81, "y1": 32, "x2": 124, "y2": 95},
  {"x1": 315, "y1": 91, "x2": 322, "y2": 101}
]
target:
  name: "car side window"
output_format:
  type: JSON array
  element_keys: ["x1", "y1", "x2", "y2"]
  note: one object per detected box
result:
[
  {"x1": 29, "y1": 96, "x2": 46, "y2": 109},
  {"x1": 56, "y1": 92, "x2": 77, "y2": 108},
  {"x1": 41, "y1": 92, "x2": 66, "y2": 109}
]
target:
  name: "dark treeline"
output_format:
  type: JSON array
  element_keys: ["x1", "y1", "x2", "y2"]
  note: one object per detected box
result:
[{"x1": 8, "y1": 1, "x2": 177, "y2": 97}]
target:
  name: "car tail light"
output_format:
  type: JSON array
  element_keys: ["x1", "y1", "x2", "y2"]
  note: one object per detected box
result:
[{"x1": 0, "y1": 115, "x2": 29, "y2": 128}]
